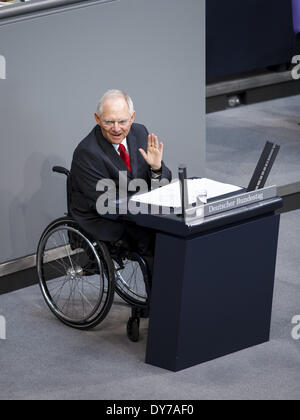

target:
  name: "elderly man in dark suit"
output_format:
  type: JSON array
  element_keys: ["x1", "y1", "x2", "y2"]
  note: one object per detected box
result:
[{"x1": 70, "y1": 90, "x2": 172, "y2": 267}]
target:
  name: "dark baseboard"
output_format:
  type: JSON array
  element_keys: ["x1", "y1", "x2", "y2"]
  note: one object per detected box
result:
[
  {"x1": 277, "y1": 182, "x2": 300, "y2": 214},
  {"x1": 207, "y1": 76, "x2": 300, "y2": 114},
  {"x1": 0, "y1": 267, "x2": 39, "y2": 296}
]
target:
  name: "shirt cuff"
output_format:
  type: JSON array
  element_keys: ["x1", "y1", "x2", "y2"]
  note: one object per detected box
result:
[{"x1": 151, "y1": 168, "x2": 162, "y2": 179}]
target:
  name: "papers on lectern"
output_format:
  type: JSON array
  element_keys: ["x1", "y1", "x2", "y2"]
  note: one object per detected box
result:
[{"x1": 130, "y1": 178, "x2": 242, "y2": 209}]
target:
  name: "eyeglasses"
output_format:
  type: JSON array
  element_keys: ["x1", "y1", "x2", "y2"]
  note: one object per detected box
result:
[{"x1": 102, "y1": 119, "x2": 130, "y2": 128}]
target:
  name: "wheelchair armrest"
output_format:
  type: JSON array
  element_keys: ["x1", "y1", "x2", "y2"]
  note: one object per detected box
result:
[{"x1": 52, "y1": 166, "x2": 70, "y2": 177}]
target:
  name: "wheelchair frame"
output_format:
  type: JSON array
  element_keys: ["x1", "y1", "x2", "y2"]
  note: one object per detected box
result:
[{"x1": 36, "y1": 166, "x2": 151, "y2": 342}]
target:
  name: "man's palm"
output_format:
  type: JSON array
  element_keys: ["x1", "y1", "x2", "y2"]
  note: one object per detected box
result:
[{"x1": 139, "y1": 134, "x2": 164, "y2": 171}]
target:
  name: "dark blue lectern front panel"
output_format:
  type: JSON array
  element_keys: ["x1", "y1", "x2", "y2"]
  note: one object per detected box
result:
[{"x1": 146, "y1": 214, "x2": 280, "y2": 371}]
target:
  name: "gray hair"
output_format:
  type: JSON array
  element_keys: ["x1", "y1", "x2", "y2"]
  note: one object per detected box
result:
[{"x1": 96, "y1": 90, "x2": 135, "y2": 117}]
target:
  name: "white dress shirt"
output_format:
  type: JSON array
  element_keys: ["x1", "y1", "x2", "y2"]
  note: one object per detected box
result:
[{"x1": 112, "y1": 138, "x2": 129, "y2": 156}]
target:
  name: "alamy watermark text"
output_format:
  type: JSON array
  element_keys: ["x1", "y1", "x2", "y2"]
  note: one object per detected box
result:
[
  {"x1": 291, "y1": 315, "x2": 300, "y2": 341},
  {"x1": 96, "y1": 172, "x2": 180, "y2": 216},
  {"x1": 0, "y1": 315, "x2": 6, "y2": 340},
  {"x1": 0, "y1": 55, "x2": 6, "y2": 80}
]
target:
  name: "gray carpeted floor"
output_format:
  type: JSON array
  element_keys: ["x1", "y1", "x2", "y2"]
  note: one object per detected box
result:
[{"x1": 0, "y1": 96, "x2": 300, "y2": 400}]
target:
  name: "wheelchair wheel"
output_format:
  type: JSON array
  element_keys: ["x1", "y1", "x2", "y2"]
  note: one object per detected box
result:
[
  {"x1": 114, "y1": 252, "x2": 150, "y2": 308},
  {"x1": 37, "y1": 217, "x2": 115, "y2": 330}
]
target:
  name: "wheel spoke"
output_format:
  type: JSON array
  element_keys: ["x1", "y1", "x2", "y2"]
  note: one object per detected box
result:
[
  {"x1": 58, "y1": 230, "x2": 76, "y2": 272},
  {"x1": 114, "y1": 257, "x2": 148, "y2": 304},
  {"x1": 47, "y1": 235, "x2": 70, "y2": 272},
  {"x1": 38, "y1": 220, "x2": 114, "y2": 327}
]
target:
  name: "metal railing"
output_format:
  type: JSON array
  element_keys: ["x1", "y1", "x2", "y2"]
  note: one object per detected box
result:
[{"x1": 0, "y1": 0, "x2": 117, "y2": 20}]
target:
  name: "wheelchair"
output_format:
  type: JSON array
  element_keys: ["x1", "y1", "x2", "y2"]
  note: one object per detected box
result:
[{"x1": 36, "y1": 166, "x2": 151, "y2": 342}]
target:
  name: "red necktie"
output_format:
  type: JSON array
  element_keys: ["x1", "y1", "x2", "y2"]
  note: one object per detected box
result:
[{"x1": 118, "y1": 144, "x2": 132, "y2": 173}]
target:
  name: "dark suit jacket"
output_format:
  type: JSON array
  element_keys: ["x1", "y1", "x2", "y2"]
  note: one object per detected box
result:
[{"x1": 70, "y1": 123, "x2": 172, "y2": 242}]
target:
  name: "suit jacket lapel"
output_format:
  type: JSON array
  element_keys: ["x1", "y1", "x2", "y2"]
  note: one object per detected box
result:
[{"x1": 127, "y1": 130, "x2": 139, "y2": 179}]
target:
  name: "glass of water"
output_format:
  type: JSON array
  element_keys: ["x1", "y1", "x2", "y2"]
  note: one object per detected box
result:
[{"x1": 197, "y1": 189, "x2": 207, "y2": 205}]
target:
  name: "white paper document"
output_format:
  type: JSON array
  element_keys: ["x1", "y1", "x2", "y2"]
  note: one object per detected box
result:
[{"x1": 130, "y1": 178, "x2": 242, "y2": 209}]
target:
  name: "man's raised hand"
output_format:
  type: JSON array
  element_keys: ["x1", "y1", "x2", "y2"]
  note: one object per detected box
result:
[{"x1": 139, "y1": 133, "x2": 164, "y2": 171}]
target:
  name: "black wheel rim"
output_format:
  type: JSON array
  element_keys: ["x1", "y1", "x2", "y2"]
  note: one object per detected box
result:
[
  {"x1": 37, "y1": 223, "x2": 107, "y2": 324},
  {"x1": 114, "y1": 254, "x2": 148, "y2": 306}
]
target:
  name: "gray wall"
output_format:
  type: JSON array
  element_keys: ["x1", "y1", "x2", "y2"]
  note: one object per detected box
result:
[{"x1": 0, "y1": 0, "x2": 205, "y2": 263}]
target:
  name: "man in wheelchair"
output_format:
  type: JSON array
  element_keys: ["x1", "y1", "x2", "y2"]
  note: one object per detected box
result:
[
  {"x1": 69, "y1": 90, "x2": 172, "y2": 275},
  {"x1": 37, "y1": 90, "x2": 172, "y2": 341}
]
